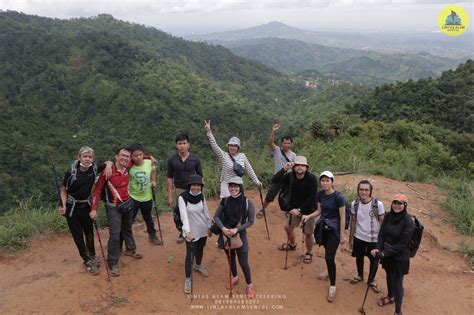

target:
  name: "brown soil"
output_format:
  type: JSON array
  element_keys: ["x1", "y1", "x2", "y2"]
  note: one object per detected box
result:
[{"x1": 0, "y1": 174, "x2": 472, "y2": 314}]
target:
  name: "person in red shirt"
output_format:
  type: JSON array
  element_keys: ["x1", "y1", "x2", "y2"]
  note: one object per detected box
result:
[{"x1": 91, "y1": 147, "x2": 142, "y2": 277}]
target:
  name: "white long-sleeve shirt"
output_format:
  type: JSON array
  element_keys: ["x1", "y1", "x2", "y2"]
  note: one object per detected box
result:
[{"x1": 178, "y1": 195, "x2": 211, "y2": 241}]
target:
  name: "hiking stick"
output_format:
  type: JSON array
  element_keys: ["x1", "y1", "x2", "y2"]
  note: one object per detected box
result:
[
  {"x1": 93, "y1": 220, "x2": 111, "y2": 280},
  {"x1": 358, "y1": 257, "x2": 380, "y2": 315},
  {"x1": 258, "y1": 187, "x2": 271, "y2": 240},
  {"x1": 189, "y1": 240, "x2": 195, "y2": 302},
  {"x1": 226, "y1": 237, "x2": 233, "y2": 297},
  {"x1": 300, "y1": 222, "x2": 305, "y2": 279},
  {"x1": 284, "y1": 214, "x2": 292, "y2": 270},
  {"x1": 50, "y1": 162, "x2": 65, "y2": 215},
  {"x1": 151, "y1": 188, "x2": 164, "y2": 246}
]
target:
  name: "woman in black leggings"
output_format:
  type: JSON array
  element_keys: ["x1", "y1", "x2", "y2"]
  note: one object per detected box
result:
[
  {"x1": 213, "y1": 176, "x2": 256, "y2": 298},
  {"x1": 179, "y1": 175, "x2": 212, "y2": 294},
  {"x1": 371, "y1": 194, "x2": 414, "y2": 315},
  {"x1": 302, "y1": 171, "x2": 346, "y2": 303}
]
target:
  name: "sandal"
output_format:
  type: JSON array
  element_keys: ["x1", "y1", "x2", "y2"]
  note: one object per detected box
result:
[
  {"x1": 349, "y1": 275, "x2": 363, "y2": 284},
  {"x1": 303, "y1": 253, "x2": 313, "y2": 264},
  {"x1": 377, "y1": 296, "x2": 394, "y2": 307},
  {"x1": 124, "y1": 250, "x2": 143, "y2": 259},
  {"x1": 256, "y1": 209, "x2": 265, "y2": 219},
  {"x1": 278, "y1": 243, "x2": 297, "y2": 251},
  {"x1": 369, "y1": 281, "x2": 381, "y2": 293}
]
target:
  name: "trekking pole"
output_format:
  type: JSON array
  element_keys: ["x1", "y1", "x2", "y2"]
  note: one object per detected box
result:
[
  {"x1": 258, "y1": 187, "x2": 270, "y2": 240},
  {"x1": 358, "y1": 256, "x2": 380, "y2": 315},
  {"x1": 226, "y1": 237, "x2": 233, "y2": 297},
  {"x1": 189, "y1": 240, "x2": 195, "y2": 302},
  {"x1": 50, "y1": 161, "x2": 65, "y2": 215},
  {"x1": 284, "y1": 214, "x2": 292, "y2": 270},
  {"x1": 151, "y1": 188, "x2": 164, "y2": 246},
  {"x1": 93, "y1": 220, "x2": 111, "y2": 280},
  {"x1": 300, "y1": 222, "x2": 305, "y2": 279}
]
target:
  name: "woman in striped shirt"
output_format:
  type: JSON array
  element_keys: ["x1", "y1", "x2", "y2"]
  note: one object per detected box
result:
[{"x1": 204, "y1": 120, "x2": 262, "y2": 198}]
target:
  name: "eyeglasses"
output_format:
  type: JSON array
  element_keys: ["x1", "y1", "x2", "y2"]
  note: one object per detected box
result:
[{"x1": 392, "y1": 201, "x2": 405, "y2": 205}]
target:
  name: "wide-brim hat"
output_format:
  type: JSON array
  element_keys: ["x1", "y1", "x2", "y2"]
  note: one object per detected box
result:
[
  {"x1": 293, "y1": 156, "x2": 308, "y2": 167},
  {"x1": 187, "y1": 174, "x2": 204, "y2": 187},
  {"x1": 227, "y1": 136, "x2": 241, "y2": 148},
  {"x1": 392, "y1": 194, "x2": 408, "y2": 203},
  {"x1": 228, "y1": 176, "x2": 243, "y2": 185}
]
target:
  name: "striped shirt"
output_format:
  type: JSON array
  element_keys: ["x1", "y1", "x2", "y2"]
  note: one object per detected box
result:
[{"x1": 207, "y1": 133, "x2": 260, "y2": 185}]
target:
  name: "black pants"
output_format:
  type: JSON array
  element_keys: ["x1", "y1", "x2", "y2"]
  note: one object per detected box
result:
[
  {"x1": 352, "y1": 237, "x2": 378, "y2": 282},
  {"x1": 185, "y1": 237, "x2": 207, "y2": 278},
  {"x1": 224, "y1": 247, "x2": 252, "y2": 285},
  {"x1": 386, "y1": 271, "x2": 404, "y2": 313},
  {"x1": 131, "y1": 199, "x2": 156, "y2": 235},
  {"x1": 323, "y1": 230, "x2": 340, "y2": 286},
  {"x1": 65, "y1": 205, "x2": 95, "y2": 263}
]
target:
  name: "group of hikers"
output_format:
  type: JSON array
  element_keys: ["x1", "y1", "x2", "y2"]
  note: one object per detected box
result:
[{"x1": 59, "y1": 122, "x2": 416, "y2": 315}]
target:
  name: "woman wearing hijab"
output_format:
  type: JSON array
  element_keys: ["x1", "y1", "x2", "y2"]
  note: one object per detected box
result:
[
  {"x1": 178, "y1": 174, "x2": 212, "y2": 294},
  {"x1": 213, "y1": 176, "x2": 256, "y2": 298},
  {"x1": 371, "y1": 194, "x2": 415, "y2": 315}
]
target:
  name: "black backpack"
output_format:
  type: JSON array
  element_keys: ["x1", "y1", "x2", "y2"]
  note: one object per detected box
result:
[
  {"x1": 173, "y1": 194, "x2": 189, "y2": 231},
  {"x1": 409, "y1": 215, "x2": 424, "y2": 258},
  {"x1": 278, "y1": 173, "x2": 294, "y2": 212}
]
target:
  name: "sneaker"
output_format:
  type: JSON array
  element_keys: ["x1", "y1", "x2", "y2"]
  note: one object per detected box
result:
[
  {"x1": 318, "y1": 270, "x2": 329, "y2": 281},
  {"x1": 184, "y1": 278, "x2": 192, "y2": 294},
  {"x1": 85, "y1": 260, "x2": 99, "y2": 275},
  {"x1": 110, "y1": 265, "x2": 120, "y2": 277},
  {"x1": 226, "y1": 275, "x2": 239, "y2": 289},
  {"x1": 193, "y1": 264, "x2": 209, "y2": 277},
  {"x1": 327, "y1": 286, "x2": 336, "y2": 302},
  {"x1": 149, "y1": 234, "x2": 162, "y2": 245},
  {"x1": 90, "y1": 256, "x2": 100, "y2": 268},
  {"x1": 176, "y1": 233, "x2": 185, "y2": 244},
  {"x1": 247, "y1": 285, "x2": 256, "y2": 299},
  {"x1": 123, "y1": 250, "x2": 143, "y2": 259}
]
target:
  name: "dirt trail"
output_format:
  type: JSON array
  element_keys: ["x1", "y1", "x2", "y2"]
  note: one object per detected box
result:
[{"x1": 0, "y1": 174, "x2": 472, "y2": 314}]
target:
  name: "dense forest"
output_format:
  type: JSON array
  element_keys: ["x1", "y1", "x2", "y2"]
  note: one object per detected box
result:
[{"x1": 0, "y1": 10, "x2": 472, "y2": 234}]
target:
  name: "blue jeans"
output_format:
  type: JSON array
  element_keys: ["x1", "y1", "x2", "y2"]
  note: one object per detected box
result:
[
  {"x1": 132, "y1": 199, "x2": 156, "y2": 236},
  {"x1": 105, "y1": 202, "x2": 136, "y2": 267}
]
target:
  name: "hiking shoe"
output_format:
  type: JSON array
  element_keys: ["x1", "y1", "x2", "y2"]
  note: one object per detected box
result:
[
  {"x1": 124, "y1": 250, "x2": 143, "y2": 259},
  {"x1": 176, "y1": 233, "x2": 185, "y2": 244},
  {"x1": 247, "y1": 285, "x2": 256, "y2": 299},
  {"x1": 193, "y1": 264, "x2": 209, "y2": 277},
  {"x1": 149, "y1": 234, "x2": 162, "y2": 245},
  {"x1": 90, "y1": 256, "x2": 100, "y2": 268},
  {"x1": 226, "y1": 276, "x2": 239, "y2": 289},
  {"x1": 318, "y1": 270, "x2": 329, "y2": 281},
  {"x1": 85, "y1": 260, "x2": 99, "y2": 275},
  {"x1": 184, "y1": 278, "x2": 192, "y2": 294},
  {"x1": 327, "y1": 286, "x2": 336, "y2": 302},
  {"x1": 110, "y1": 265, "x2": 120, "y2": 277}
]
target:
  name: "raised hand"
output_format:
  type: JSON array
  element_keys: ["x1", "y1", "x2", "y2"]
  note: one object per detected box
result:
[
  {"x1": 272, "y1": 124, "x2": 281, "y2": 132},
  {"x1": 204, "y1": 120, "x2": 212, "y2": 133}
]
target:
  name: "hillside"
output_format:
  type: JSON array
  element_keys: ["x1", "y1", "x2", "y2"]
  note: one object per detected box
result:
[
  {"x1": 0, "y1": 12, "x2": 311, "y2": 212},
  {"x1": 349, "y1": 60, "x2": 474, "y2": 133},
  {"x1": 221, "y1": 37, "x2": 465, "y2": 84},
  {"x1": 187, "y1": 21, "x2": 474, "y2": 57},
  {"x1": 1, "y1": 176, "x2": 472, "y2": 314}
]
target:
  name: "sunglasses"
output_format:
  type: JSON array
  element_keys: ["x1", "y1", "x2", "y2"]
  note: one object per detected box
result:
[{"x1": 392, "y1": 200, "x2": 405, "y2": 205}]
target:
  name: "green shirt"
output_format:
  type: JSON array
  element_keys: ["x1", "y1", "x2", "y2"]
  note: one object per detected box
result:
[{"x1": 129, "y1": 159, "x2": 153, "y2": 202}]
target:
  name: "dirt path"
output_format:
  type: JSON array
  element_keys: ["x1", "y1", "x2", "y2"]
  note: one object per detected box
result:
[{"x1": 0, "y1": 174, "x2": 472, "y2": 314}]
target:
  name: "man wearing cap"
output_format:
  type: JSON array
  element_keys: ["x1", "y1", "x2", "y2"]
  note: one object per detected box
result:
[
  {"x1": 272, "y1": 156, "x2": 318, "y2": 260},
  {"x1": 204, "y1": 120, "x2": 262, "y2": 198},
  {"x1": 59, "y1": 146, "x2": 108, "y2": 275},
  {"x1": 256, "y1": 124, "x2": 296, "y2": 219},
  {"x1": 167, "y1": 133, "x2": 203, "y2": 244}
]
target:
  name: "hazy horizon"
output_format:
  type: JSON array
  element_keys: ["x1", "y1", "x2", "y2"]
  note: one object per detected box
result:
[{"x1": 1, "y1": 0, "x2": 472, "y2": 37}]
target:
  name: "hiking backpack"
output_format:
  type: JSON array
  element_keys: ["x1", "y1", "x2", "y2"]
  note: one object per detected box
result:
[
  {"x1": 173, "y1": 195, "x2": 189, "y2": 231},
  {"x1": 278, "y1": 173, "x2": 294, "y2": 212},
  {"x1": 409, "y1": 215, "x2": 424, "y2": 257},
  {"x1": 66, "y1": 160, "x2": 99, "y2": 189}
]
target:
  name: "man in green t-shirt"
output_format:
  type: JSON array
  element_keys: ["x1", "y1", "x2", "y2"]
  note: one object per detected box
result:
[{"x1": 129, "y1": 143, "x2": 161, "y2": 245}]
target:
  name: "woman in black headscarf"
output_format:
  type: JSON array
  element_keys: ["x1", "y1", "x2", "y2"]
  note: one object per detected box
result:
[{"x1": 213, "y1": 176, "x2": 256, "y2": 298}]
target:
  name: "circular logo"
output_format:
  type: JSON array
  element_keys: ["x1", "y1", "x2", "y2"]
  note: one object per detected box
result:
[{"x1": 438, "y1": 5, "x2": 470, "y2": 36}]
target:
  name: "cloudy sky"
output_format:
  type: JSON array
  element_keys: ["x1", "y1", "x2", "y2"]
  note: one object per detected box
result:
[{"x1": 1, "y1": 0, "x2": 472, "y2": 35}]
